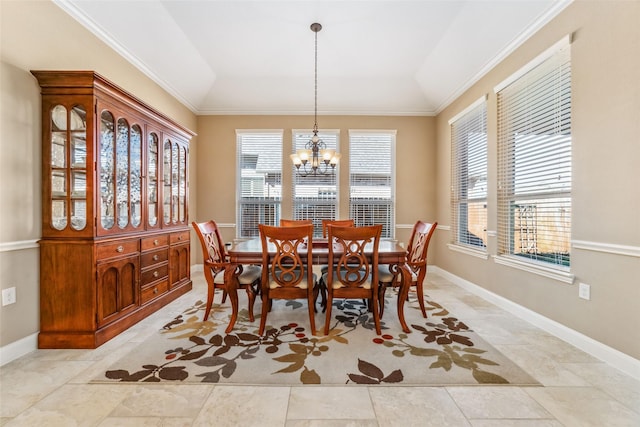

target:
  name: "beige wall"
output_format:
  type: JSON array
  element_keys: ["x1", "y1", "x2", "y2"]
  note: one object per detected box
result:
[
  {"x1": 194, "y1": 115, "x2": 437, "y2": 257},
  {"x1": 0, "y1": 0, "x2": 197, "y2": 347},
  {"x1": 434, "y1": 1, "x2": 640, "y2": 359},
  {"x1": 1, "y1": 0, "x2": 639, "y2": 364}
]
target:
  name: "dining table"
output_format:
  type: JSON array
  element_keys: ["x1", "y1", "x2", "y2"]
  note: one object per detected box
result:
[{"x1": 224, "y1": 237, "x2": 413, "y2": 334}]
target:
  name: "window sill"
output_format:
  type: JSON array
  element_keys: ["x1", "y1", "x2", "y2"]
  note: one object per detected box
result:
[
  {"x1": 447, "y1": 244, "x2": 489, "y2": 260},
  {"x1": 493, "y1": 255, "x2": 575, "y2": 284}
]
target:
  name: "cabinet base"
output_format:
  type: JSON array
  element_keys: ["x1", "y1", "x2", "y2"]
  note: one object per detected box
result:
[{"x1": 38, "y1": 281, "x2": 192, "y2": 349}]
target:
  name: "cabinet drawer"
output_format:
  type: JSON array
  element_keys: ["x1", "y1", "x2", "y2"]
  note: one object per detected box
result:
[
  {"x1": 140, "y1": 248, "x2": 169, "y2": 268},
  {"x1": 141, "y1": 234, "x2": 169, "y2": 251},
  {"x1": 141, "y1": 263, "x2": 169, "y2": 286},
  {"x1": 170, "y1": 231, "x2": 190, "y2": 245},
  {"x1": 96, "y1": 240, "x2": 139, "y2": 260},
  {"x1": 141, "y1": 279, "x2": 169, "y2": 304}
]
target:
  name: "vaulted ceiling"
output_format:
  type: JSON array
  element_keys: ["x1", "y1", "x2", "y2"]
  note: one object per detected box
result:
[{"x1": 56, "y1": 0, "x2": 571, "y2": 116}]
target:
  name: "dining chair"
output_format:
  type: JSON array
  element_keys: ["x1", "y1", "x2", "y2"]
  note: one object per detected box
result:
[
  {"x1": 378, "y1": 220, "x2": 437, "y2": 318},
  {"x1": 323, "y1": 224, "x2": 383, "y2": 335},
  {"x1": 258, "y1": 224, "x2": 318, "y2": 336},
  {"x1": 192, "y1": 220, "x2": 261, "y2": 325},
  {"x1": 317, "y1": 219, "x2": 356, "y2": 312}
]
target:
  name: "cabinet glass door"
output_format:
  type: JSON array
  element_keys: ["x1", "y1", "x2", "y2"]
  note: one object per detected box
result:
[
  {"x1": 179, "y1": 145, "x2": 187, "y2": 223},
  {"x1": 100, "y1": 111, "x2": 116, "y2": 230},
  {"x1": 147, "y1": 132, "x2": 159, "y2": 227},
  {"x1": 130, "y1": 125, "x2": 142, "y2": 228},
  {"x1": 163, "y1": 139, "x2": 172, "y2": 225},
  {"x1": 50, "y1": 104, "x2": 87, "y2": 231}
]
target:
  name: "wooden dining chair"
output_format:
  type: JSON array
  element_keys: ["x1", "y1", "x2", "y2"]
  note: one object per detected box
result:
[
  {"x1": 258, "y1": 224, "x2": 318, "y2": 336},
  {"x1": 192, "y1": 220, "x2": 261, "y2": 326},
  {"x1": 378, "y1": 220, "x2": 437, "y2": 318},
  {"x1": 316, "y1": 219, "x2": 356, "y2": 312},
  {"x1": 323, "y1": 224, "x2": 383, "y2": 335}
]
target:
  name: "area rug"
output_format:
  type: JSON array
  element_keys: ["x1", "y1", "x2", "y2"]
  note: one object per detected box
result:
[{"x1": 95, "y1": 291, "x2": 539, "y2": 386}]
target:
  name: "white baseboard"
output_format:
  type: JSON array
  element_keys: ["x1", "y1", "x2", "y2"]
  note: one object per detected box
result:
[
  {"x1": 0, "y1": 333, "x2": 38, "y2": 367},
  {"x1": 430, "y1": 266, "x2": 640, "y2": 381}
]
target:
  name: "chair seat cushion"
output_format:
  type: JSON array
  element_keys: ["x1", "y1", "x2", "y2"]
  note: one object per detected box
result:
[
  {"x1": 268, "y1": 272, "x2": 317, "y2": 289},
  {"x1": 213, "y1": 264, "x2": 261, "y2": 285},
  {"x1": 322, "y1": 271, "x2": 372, "y2": 290}
]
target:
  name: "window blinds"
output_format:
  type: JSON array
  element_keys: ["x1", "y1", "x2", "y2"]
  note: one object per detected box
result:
[
  {"x1": 496, "y1": 42, "x2": 571, "y2": 267},
  {"x1": 292, "y1": 130, "x2": 338, "y2": 236},
  {"x1": 349, "y1": 131, "x2": 395, "y2": 239},
  {"x1": 450, "y1": 97, "x2": 488, "y2": 249},
  {"x1": 236, "y1": 131, "x2": 283, "y2": 238}
]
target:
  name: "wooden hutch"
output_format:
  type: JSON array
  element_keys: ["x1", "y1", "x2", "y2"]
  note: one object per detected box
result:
[{"x1": 32, "y1": 70, "x2": 194, "y2": 348}]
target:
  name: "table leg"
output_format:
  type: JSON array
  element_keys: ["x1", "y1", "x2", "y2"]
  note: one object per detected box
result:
[
  {"x1": 396, "y1": 263, "x2": 412, "y2": 333},
  {"x1": 224, "y1": 266, "x2": 239, "y2": 334}
]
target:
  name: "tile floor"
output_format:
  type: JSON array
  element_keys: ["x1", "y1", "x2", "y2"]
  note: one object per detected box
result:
[{"x1": 1, "y1": 271, "x2": 639, "y2": 426}]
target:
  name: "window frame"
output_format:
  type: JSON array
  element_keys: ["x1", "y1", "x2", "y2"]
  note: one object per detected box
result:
[
  {"x1": 449, "y1": 95, "x2": 488, "y2": 255},
  {"x1": 494, "y1": 36, "x2": 574, "y2": 282},
  {"x1": 236, "y1": 130, "x2": 283, "y2": 239},
  {"x1": 348, "y1": 130, "x2": 396, "y2": 239},
  {"x1": 291, "y1": 129, "x2": 340, "y2": 237}
]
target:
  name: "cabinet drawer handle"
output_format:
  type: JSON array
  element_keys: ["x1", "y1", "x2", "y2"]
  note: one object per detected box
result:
[
  {"x1": 153, "y1": 287, "x2": 158, "y2": 294},
  {"x1": 153, "y1": 239, "x2": 159, "y2": 246},
  {"x1": 153, "y1": 271, "x2": 159, "y2": 278},
  {"x1": 153, "y1": 254, "x2": 159, "y2": 261},
  {"x1": 116, "y1": 245, "x2": 124, "y2": 253},
  {"x1": 178, "y1": 235, "x2": 183, "y2": 240}
]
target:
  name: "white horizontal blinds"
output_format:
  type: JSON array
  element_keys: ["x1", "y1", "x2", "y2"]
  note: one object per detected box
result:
[
  {"x1": 292, "y1": 130, "x2": 338, "y2": 237},
  {"x1": 349, "y1": 131, "x2": 395, "y2": 239},
  {"x1": 497, "y1": 42, "x2": 571, "y2": 267},
  {"x1": 236, "y1": 131, "x2": 282, "y2": 238},
  {"x1": 450, "y1": 97, "x2": 488, "y2": 249}
]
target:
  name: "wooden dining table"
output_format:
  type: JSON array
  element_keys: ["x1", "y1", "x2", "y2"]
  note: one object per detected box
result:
[{"x1": 224, "y1": 238, "x2": 413, "y2": 334}]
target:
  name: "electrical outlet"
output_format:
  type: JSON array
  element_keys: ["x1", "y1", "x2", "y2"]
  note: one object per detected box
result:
[
  {"x1": 578, "y1": 283, "x2": 590, "y2": 300},
  {"x1": 2, "y1": 287, "x2": 16, "y2": 306}
]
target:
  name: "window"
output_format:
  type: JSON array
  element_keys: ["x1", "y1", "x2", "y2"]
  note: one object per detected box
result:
[
  {"x1": 450, "y1": 96, "x2": 488, "y2": 250},
  {"x1": 292, "y1": 130, "x2": 339, "y2": 237},
  {"x1": 496, "y1": 37, "x2": 572, "y2": 268},
  {"x1": 349, "y1": 130, "x2": 395, "y2": 239},
  {"x1": 236, "y1": 131, "x2": 282, "y2": 238}
]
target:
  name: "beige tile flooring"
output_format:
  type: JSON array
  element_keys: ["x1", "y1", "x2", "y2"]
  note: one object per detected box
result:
[{"x1": 1, "y1": 271, "x2": 639, "y2": 426}]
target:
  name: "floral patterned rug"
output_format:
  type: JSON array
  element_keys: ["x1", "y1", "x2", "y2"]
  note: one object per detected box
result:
[{"x1": 95, "y1": 291, "x2": 539, "y2": 386}]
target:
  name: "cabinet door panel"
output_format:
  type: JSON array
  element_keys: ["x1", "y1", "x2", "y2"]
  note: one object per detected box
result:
[
  {"x1": 169, "y1": 243, "x2": 190, "y2": 288},
  {"x1": 97, "y1": 255, "x2": 139, "y2": 327}
]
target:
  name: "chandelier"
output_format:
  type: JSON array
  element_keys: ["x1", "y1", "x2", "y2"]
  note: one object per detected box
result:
[{"x1": 290, "y1": 22, "x2": 340, "y2": 176}]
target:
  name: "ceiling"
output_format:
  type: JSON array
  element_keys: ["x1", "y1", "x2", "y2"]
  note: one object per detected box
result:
[{"x1": 55, "y1": 0, "x2": 571, "y2": 116}]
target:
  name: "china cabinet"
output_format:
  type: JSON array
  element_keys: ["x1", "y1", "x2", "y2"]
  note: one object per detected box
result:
[{"x1": 33, "y1": 70, "x2": 194, "y2": 348}]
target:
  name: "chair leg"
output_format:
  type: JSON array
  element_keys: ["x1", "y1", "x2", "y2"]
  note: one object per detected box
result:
[
  {"x1": 203, "y1": 283, "x2": 216, "y2": 321},
  {"x1": 378, "y1": 284, "x2": 387, "y2": 318},
  {"x1": 323, "y1": 294, "x2": 334, "y2": 335},
  {"x1": 221, "y1": 290, "x2": 228, "y2": 304},
  {"x1": 371, "y1": 293, "x2": 381, "y2": 335},
  {"x1": 307, "y1": 293, "x2": 317, "y2": 336},
  {"x1": 246, "y1": 283, "x2": 256, "y2": 323},
  {"x1": 416, "y1": 280, "x2": 427, "y2": 318},
  {"x1": 258, "y1": 291, "x2": 270, "y2": 335}
]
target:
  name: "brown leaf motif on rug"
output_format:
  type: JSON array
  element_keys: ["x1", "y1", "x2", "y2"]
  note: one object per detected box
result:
[{"x1": 103, "y1": 294, "x2": 527, "y2": 385}]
